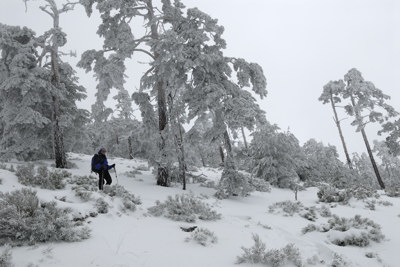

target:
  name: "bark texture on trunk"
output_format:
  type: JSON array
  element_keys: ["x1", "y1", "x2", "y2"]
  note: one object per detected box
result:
[
  {"x1": 168, "y1": 93, "x2": 186, "y2": 190},
  {"x1": 330, "y1": 93, "x2": 352, "y2": 169},
  {"x1": 128, "y1": 136, "x2": 133, "y2": 159},
  {"x1": 241, "y1": 127, "x2": 248, "y2": 150},
  {"x1": 147, "y1": 0, "x2": 170, "y2": 186},
  {"x1": 350, "y1": 95, "x2": 385, "y2": 189},
  {"x1": 49, "y1": 1, "x2": 66, "y2": 168}
]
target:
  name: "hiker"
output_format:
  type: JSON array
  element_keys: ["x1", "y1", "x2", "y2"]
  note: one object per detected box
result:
[{"x1": 92, "y1": 148, "x2": 115, "y2": 190}]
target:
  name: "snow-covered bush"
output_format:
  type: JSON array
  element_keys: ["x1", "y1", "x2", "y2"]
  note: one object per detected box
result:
[
  {"x1": 330, "y1": 252, "x2": 349, "y2": 267},
  {"x1": 147, "y1": 193, "x2": 221, "y2": 222},
  {"x1": 69, "y1": 175, "x2": 97, "y2": 187},
  {"x1": 248, "y1": 177, "x2": 271, "y2": 192},
  {"x1": 69, "y1": 175, "x2": 98, "y2": 201},
  {"x1": 0, "y1": 244, "x2": 14, "y2": 267},
  {"x1": 0, "y1": 164, "x2": 14, "y2": 174},
  {"x1": 347, "y1": 185, "x2": 378, "y2": 200},
  {"x1": 300, "y1": 206, "x2": 318, "y2": 222},
  {"x1": 16, "y1": 165, "x2": 70, "y2": 189},
  {"x1": 95, "y1": 198, "x2": 109, "y2": 214},
  {"x1": 237, "y1": 234, "x2": 303, "y2": 267},
  {"x1": 103, "y1": 185, "x2": 141, "y2": 211},
  {"x1": 74, "y1": 187, "x2": 93, "y2": 202},
  {"x1": 264, "y1": 243, "x2": 302, "y2": 267},
  {"x1": 0, "y1": 188, "x2": 90, "y2": 245},
  {"x1": 215, "y1": 169, "x2": 253, "y2": 199},
  {"x1": 236, "y1": 234, "x2": 266, "y2": 264},
  {"x1": 385, "y1": 186, "x2": 400, "y2": 197},
  {"x1": 268, "y1": 201, "x2": 304, "y2": 216},
  {"x1": 318, "y1": 205, "x2": 332, "y2": 217},
  {"x1": 302, "y1": 215, "x2": 384, "y2": 247},
  {"x1": 317, "y1": 185, "x2": 351, "y2": 203},
  {"x1": 185, "y1": 227, "x2": 218, "y2": 246}
]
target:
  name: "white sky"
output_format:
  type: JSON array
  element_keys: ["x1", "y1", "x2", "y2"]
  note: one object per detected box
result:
[{"x1": 1, "y1": 0, "x2": 399, "y2": 160}]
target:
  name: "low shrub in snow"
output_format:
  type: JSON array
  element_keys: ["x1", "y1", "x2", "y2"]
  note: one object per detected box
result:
[
  {"x1": 95, "y1": 198, "x2": 109, "y2": 214},
  {"x1": 269, "y1": 201, "x2": 320, "y2": 221},
  {"x1": 301, "y1": 206, "x2": 318, "y2": 222},
  {"x1": 16, "y1": 165, "x2": 70, "y2": 190},
  {"x1": 236, "y1": 234, "x2": 303, "y2": 267},
  {"x1": 0, "y1": 188, "x2": 90, "y2": 245},
  {"x1": 268, "y1": 201, "x2": 304, "y2": 216},
  {"x1": 319, "y1": 205, "x2": 332, "y2": 217},
  {"x1": 330, "y1": 252, "x2": 349, "y2": 267},
  {"x1": 147, "y1": 193, "x2": 221, "y2": 222},
  {"x1": 103, "y1": 185, "x2": 141, "y2": 212},
  {"x1": 302, "y1": 215, "x2": 384, "y2": 247},
  {"x1": 385, "y1": 186, "x2": 400, "y2": 198},
  {"x1": 248, "y1": 177, "x2": 272, "y2": 192},
  {"x1": 358, "y1": 198, "x2": 391, "y2": 211},
  {"x1": 68, "y1": 175, "x2": 98, "y2": 188},
  {"x1": 347, "y1": 185, "x2": 378, "y2": 200},
  {"x1": 215, "y1": 169, "x2": 253, "y2": 199},
  {"x1": 0, "y1": 244, "x2": 14, "y2": 267},
  {"x1": 185, "y1": 227, "x2": 218, "y2": 246},
  {"x1": 69, "y1": 175, "x2": 98, "y2": 201},
  {"x1": 317, "y1": 185, "x2": 351, "y2": 203}
]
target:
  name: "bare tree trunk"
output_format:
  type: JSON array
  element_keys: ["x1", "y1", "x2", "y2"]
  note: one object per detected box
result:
[
  {"x1": 147, "y1": 1, "x2": 169, "y2": 186},
  {"x1": 214, "y1": 109, "x2": 235, "y2": 170},
  {"x1": 218, "y1": 145, "x2": 225, "y2": 164},
  {"x1": 330, "y1": 93, "x2": 352, "y2": 169},
  {"x1": 128, "y1": 136, "x2": 133, "y2": 159},
  {"x1": 168, "y1": 93, "x2": 186, "y2": 190},
  {"x1": 48, "y1": 1, "x2": 66, "y2": 168},
  {"x1": 360, "y1": 128, "x2": 385, "y2": 189},
  {"x1": 199, "y1": 150, "x2": 206, "y2": 167},
  {"x1": 351, "y1": 95, "x2": 385, "y2": 189},
  {"x1": 241, "y1": 126, "x2": 248, "y2": 150}
]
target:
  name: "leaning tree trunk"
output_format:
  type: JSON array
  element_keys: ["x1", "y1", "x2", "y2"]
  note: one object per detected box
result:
[
  {"x1": 147, "y1": 1, "x2": 169, "y2": 186},
  {"x1": 329, "y1": 92, "x2": 352, "y2": 169},
  {"x1": 241, "y1": 126, "x2": 248, "y2": 150},
  {"x1": 360, "y1": 128, "x2": 385, "y2": 189},
  {"x1": 351, "y1": 95, "x2": 385, "y2": 189},
  {"x1": 49, "y1": 2, "x2": 66, "y2": 168},
  {"x1": 218, "y1": 145, "x2": 225, "y2": 164}
]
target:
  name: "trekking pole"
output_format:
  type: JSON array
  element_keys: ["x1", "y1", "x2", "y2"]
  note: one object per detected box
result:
[{"x1": 114, "y1": 166, "x2": 119, "y2": 185}]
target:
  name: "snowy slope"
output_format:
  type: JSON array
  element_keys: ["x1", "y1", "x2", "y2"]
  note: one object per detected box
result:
[{"x1": 0, "y1": 153, "x2": 399, "y2": 267}]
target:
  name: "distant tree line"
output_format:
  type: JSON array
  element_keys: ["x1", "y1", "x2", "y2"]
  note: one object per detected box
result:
[{"x1": 0, "y1": 0, "x2": 399, "y2": 194}]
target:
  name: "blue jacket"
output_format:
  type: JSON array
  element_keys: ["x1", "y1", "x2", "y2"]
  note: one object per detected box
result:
[{"x1": 93, "y1": 153, "x2": 112, "y2": 172}]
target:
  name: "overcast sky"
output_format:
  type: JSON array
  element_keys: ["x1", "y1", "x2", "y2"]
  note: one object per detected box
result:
[{"x1": 1, "y1": 0, "x2": 399, "y2": 160}]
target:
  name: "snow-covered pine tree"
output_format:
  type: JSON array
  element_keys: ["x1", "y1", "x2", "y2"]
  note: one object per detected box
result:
[
  {"x1": 373, "y1": 140, "x2": 400, "y2": 187},
  {"x1": 0, "y1": 24, "x2": 53, "y2": 160},
  {"x1": 299, "y1": 139, "x2": 354, "y2": 188},
  {"x1": 249, "y1": 123, "x2": 304, "y2": 188},
  {"x1": 319, "y1": 80, "x2": 353, "y2": 169},
  {"x1": 0, "y1": 3, "x2": 88, "y2": 161},
  {"x1": 342, "y1": 68, "x2": 399, "y2": 189},
  {"x1": 379, "y1": 118, "x2": 400, "y2": 156}
]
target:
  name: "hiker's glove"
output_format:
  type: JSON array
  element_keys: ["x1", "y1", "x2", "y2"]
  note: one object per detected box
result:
[{"x1": 111, "y1": 164, "x2": 115, "y2": 168}]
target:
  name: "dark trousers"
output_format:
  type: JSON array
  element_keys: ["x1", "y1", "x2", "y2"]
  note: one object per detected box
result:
[{"x1": 98, "y1": 170, "x2": 112, "y2": 190}]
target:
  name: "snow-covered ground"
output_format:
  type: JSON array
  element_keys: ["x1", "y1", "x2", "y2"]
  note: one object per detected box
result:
[{"x1": 1, "y1": 153, "x2": 399, "y2": 267}]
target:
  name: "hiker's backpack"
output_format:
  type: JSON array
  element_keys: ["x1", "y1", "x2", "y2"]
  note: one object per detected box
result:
[{"x1": 91, "y1": 154, "x2": 103, "y2": 173}]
